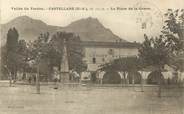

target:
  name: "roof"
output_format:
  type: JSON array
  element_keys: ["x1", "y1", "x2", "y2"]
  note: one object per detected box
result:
[{"x1": 79, "y1": 41, "x2": 140, "y2": 48}]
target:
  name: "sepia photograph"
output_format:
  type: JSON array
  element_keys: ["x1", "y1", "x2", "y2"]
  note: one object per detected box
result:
[{"x1": 0, "y1": 0, "x2": 184, "y2": 114}]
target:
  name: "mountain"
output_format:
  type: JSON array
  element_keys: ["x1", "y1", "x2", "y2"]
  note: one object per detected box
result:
[
  {"x1": 1, "y1": 16, "x2": 61, "y2": 45},
  {"x1": 59, "y1": 17, "x2": 126, "y2": 42},
  {"x1": 1, "y1": 16, "x2": 126, "y2": 46}
]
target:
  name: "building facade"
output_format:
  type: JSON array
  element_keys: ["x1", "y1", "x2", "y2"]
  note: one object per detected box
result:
[{"x1": 81, "y1": 41, "x2": 139, "y2": 71}]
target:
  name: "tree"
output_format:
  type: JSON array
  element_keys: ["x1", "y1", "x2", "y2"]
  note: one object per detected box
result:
[
  {"x1": 66, "y1": 35, "x2": 86, "y2": 73},
  {"x1": 1, "y1": 45, "x2": 9, "y2": 80},
  {"x1": 99, "y1": 56, "x2": 142, "y2": 87},
  {"x1": 28, "y1": 31, "x2": 86, "y2": 81},
  {"x1": 3, "y1": 29, "x2": 30, "y2": 83},
  {"x1": 6, "y1": 27, "x2": 19, "y2": 86},
  {"x1": 138, "y1": 9, "x2": 184, "y2": 97},
  {"x1": 27, "y1": 32, "x2": 51, "y2": 93},
  {"x1": 16, "y1": 40, "x2": 30, "y2": 77},
  {"x1": 162, "y1": 9, "x2": 184, "y2": 63},
  {"x1": 28, "y1": 32, "x2": 56, "y2": 74},
  {"x1": 49, "y1": 32, "x2": 86, "y2": 73},
  {"x1": 138, "y1": 34, "x2": 172, "y2": 97},
  {"x1": 162, "y1": 9, "x2": 184, "y2": 84}
]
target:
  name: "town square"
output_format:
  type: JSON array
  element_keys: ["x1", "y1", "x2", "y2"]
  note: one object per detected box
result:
[{"x1": 0, "y1": 0, "x2": 184, "y2": 114}]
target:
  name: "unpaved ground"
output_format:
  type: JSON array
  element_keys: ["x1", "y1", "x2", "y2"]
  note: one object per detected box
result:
[{"x1": 0, "y1": 82, "x2": 183, "y2": 114}]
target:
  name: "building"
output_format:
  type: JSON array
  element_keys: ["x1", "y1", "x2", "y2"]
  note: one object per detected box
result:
[
  {"x1": 81, "y1": 41, "x2": 140, "y2": 72},
  {"x1": 79, "y1": 41, "x2": 184, "y2": 85},
  {"x1": 79, "y1": 41, "x2": 141, "y2": 84}
]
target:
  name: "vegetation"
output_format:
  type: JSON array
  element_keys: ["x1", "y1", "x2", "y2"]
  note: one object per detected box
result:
[
  {"x1": 2, "y1": 29, "x2": 86, "y2": 83},
  {"x1": 138, "y1": 9, "x2": 184, "y2": 97},
  {"x1": 99, "y1": 56, "x2": 142, "y2": 85},
  {"x1": 162, "y1": 9, "x2": 184, "y2": 71},
  {"x1": 99, "y1": 9, "x2": 184, "y2": 97},
  {"x1": 5, "y1": 28, "x2": 19, "y2": 86}
]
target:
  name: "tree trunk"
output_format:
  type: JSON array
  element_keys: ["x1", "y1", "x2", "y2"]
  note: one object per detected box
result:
[
  {"x1": 141, "y1": 75, "x2": 144, "y2": 92},
  {"x1": 7, "y1": 68, "x2": 12, "y2": 87},
  {"x1": 132, "y1": 73, "x2": 135, "y2": 90},
  {"x1": 158, "y1": 82, "x2": 161, "y2": 97},
  {"x1": 13, "y1": 67, "x2": 15, "y2": 83},
  {"x1": 158, "y1": 69, "x2": 162, "y2": 97},
  {"x1": 9, "y1": 73, "x2": 12, "y2": 87},
  {"x1": 127, "y1": 74, "x2": 129, "y2": 86},
  {"x1": 123, "y1": 72, "x2": 126, "y2": 87},
  {"x1": 179, "y1": 71, "x2": 182, "y2": 87},
  {"x1": 13, "y1": 70, "x2": 17, "y2": 84},
  {"x1": 36, "y1": 66, "x2": 40, "y2": 94},
  {"x1": 121, "y1": 78, "x2": 123, "y2": 87}
]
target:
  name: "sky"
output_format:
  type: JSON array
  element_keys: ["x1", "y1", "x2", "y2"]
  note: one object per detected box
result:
[{"x1": 1, "y1": 0, "x2": 184, "y2": 42}]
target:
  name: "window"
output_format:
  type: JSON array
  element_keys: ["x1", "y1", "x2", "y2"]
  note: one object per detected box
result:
[
  {"x1": 92, "y1": 57, "x2": 96, "y2": 64},
  {"x1": 102, "y1": 58, "x2": 105, "y2": 62},
  {"x1": 108, "y1": 49, "x2": 114, "y2": 55}
]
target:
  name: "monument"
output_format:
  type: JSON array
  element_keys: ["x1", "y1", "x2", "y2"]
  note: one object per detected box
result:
[{"x1": 60, "y1": 39, "x2": 70, "y2": 83}]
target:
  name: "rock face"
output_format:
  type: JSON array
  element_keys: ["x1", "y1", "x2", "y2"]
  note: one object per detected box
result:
[{"x1": 1, "y1": 16, "x2": 126, "y2": 45}]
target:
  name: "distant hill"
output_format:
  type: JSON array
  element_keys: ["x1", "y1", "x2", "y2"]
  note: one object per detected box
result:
[{"x1": 1, "y1": 16, "x2": 126, "y2": 46}]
